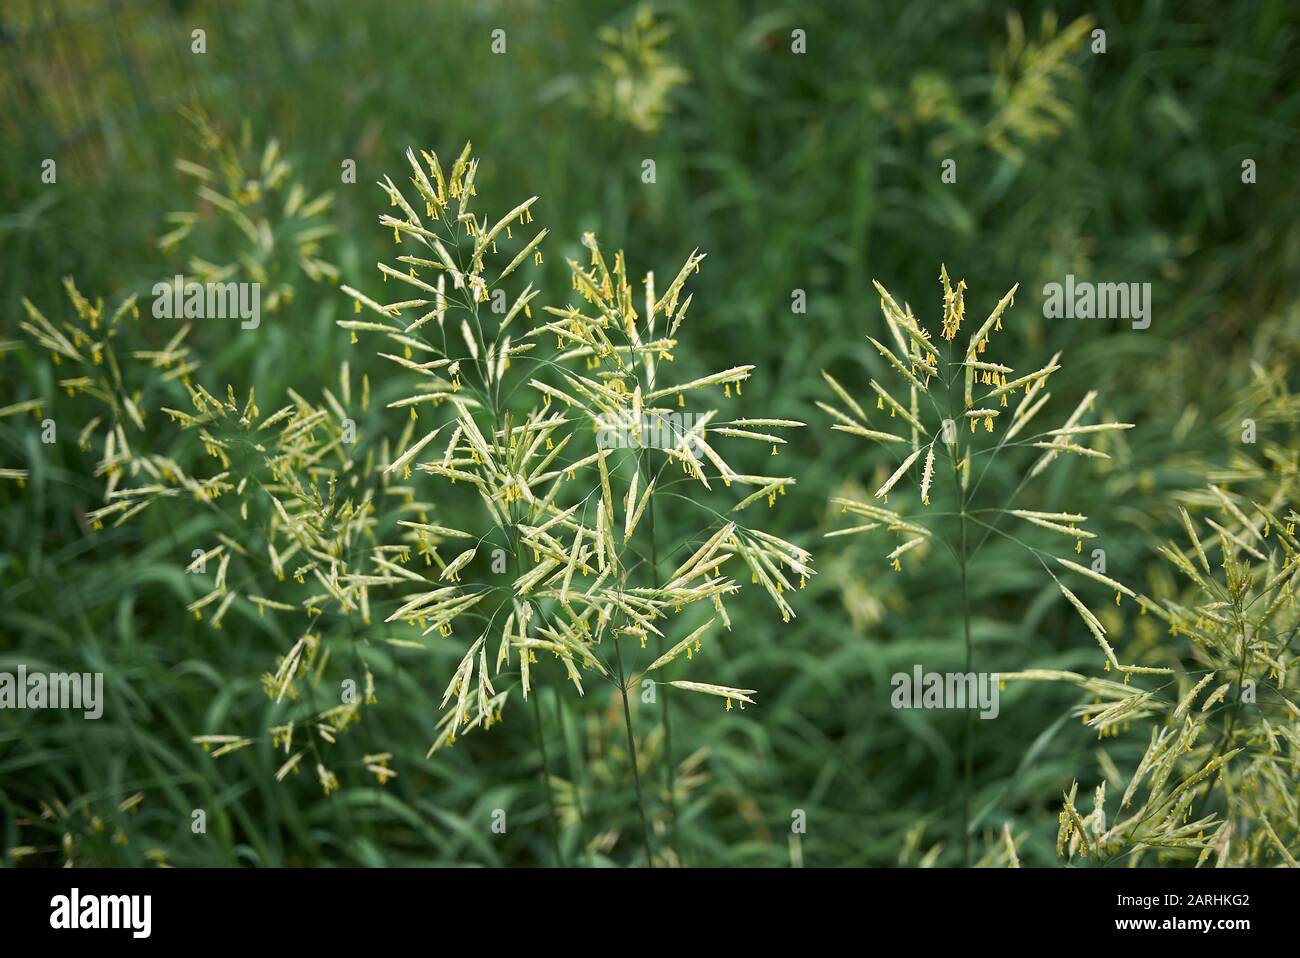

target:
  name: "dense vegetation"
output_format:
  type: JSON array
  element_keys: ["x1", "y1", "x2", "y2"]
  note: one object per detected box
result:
[{"x1": 2, "y1": 0, "x2": 1297, "y2": 867}]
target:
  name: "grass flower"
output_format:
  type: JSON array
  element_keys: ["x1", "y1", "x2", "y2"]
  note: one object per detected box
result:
[{"x1": 823, "y1": 265, "x2": 1155, "y2": 864}]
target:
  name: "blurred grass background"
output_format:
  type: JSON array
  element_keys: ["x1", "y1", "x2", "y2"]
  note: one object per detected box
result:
[{"x1": 1, "y1": 0, "x2": 1297, "y2": 866}]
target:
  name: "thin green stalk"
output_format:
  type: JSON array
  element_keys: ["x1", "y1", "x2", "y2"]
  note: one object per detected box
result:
[
  {"x1": 958, "y1": 509, "x2": 974, "y2": 868},
  {"x1": 644, "y1": 472, "x2": 679, "y2": 861},
  {"x1": 944, "y1": 340, "x2": 976, "y2": 868},
  {"x1": 612, "y1": 634, "x2": 654, "y2": 867},
  {"x1": 1189, "y1": 603, "x2": 1252, "y2": 824},
  {"x1": 529, "y1": 689, "x2": 565, "y2": 866},
  {"x1": 494, "y1": 387, "x2": 569, "y2": 868},
  {"x1": 553, "y1": 689, "x2": 589, "y2": 853}
]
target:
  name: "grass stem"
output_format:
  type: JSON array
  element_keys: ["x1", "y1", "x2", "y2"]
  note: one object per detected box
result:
[
  {"x1": 613, "y1": 635, "x2": 654, "y2": 867},
  {"x1": 529, "y1": 690, "x2": 566, "y2": 866}
]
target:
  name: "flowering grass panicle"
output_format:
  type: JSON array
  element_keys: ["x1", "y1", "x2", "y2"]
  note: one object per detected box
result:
[
  {"x1": 822, "y1": 265, "x2": 1159, "y2": 864},
  {"x1": 161, "y1": 106, "x2": 339, "y2": 311},
  {"x1": 581, "y1": 4, "x2": 690, "y2": 136},
  {"x1": 1028, "y1": 477, "x2": 1299, "y2": 865},
  {"x1": 16, "y1": 276, "x2": 194, "y2": 502},
  {"x1": 319, "y1": 143, "x2": 818, "y2": 861}
]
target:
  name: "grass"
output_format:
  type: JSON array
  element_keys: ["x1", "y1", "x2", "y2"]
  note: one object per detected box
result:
[{"x1": 1, "y1": 0, "x2": 1298, "y2": 867}]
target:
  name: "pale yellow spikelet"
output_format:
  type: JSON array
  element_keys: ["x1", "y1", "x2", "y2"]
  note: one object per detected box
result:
[
  {"x1": 668, "y1": 680, "x2": 757, "y2": 708},
  {"x1": 874, "y1": 448, "x2": 923, "y2": 501},
  {"x1": 1053, "y1": 555, "x2": 1136, "y2": 599},
  {"x1": 964, "y1": 283, "x2": 1019, "y2": 361},
  {"x1": 646, "y1": 618, "x2": 716, "y2": 672},
  {"x1": 919, "y1": 446, "x2": 936, "y2": 505}
]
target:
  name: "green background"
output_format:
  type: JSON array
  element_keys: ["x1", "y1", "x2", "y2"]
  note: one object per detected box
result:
[{"x1": 1, "y1": 0, "x2": 1297, "y2": 866}]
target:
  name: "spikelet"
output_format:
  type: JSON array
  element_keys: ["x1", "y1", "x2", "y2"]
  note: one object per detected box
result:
[
  {"x1": 919, "y1": 446, "x2": 936, "y2": 505},
  {"x1": 668, "y1": 680, "x2": 757, "y2": 709},
  {"x1": 646, "y1": 619, "x2": 715, "y2": 672},
  {"x1": 874, "y1": 448, "x2": 923, "y2": 501}
]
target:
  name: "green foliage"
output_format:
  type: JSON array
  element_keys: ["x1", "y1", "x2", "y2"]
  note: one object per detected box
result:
[{"x1": 1, "y1": 0, "x2": 1297, "y2": 867}]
